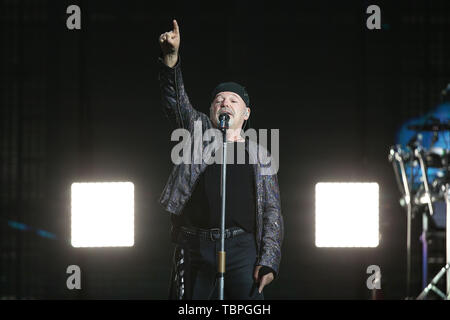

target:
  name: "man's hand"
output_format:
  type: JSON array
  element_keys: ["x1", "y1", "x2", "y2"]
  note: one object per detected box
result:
[
  {"x1": 159, "y1": 19, "x2": 180, "y2": 68},
  {"x1": 253, "y1": 266, "x2": 274, "y2": 294}
]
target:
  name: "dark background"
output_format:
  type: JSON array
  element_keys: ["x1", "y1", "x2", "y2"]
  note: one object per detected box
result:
[{"x1": 1, "y1": 0, "x2": 450, "y2": 299}]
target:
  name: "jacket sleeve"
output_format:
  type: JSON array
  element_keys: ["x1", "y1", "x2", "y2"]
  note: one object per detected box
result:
[
  {"x1": 258, "y1": 173, "x2": 284, "y2": 277},
  {"x1": 158, "y1": 56, "x2": 202, "y2": 131}
]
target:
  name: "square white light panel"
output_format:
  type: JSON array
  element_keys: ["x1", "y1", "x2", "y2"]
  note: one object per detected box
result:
[
  {"x1": 71, "y1": 182, "x2": 134, "y2": 247},
  {"x1": 315, "y1": 182, "x2": 379, "y2": 248}
]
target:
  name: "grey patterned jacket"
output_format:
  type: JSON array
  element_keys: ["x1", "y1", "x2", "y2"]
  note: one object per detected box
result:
[{"x1": 158, "y1": 57, "x2": 284, "y2": 275}]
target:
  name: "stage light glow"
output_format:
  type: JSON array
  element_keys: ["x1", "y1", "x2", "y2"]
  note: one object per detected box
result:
[
  {"x1": 71, "y1": 182, "x2": 134, "y2": 247},
  {"x1": 315, "y1": 182, "x2": 379, "y2": 248}
]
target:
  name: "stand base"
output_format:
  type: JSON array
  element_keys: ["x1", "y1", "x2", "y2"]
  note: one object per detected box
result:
[{"x1": 416, "y1": 264, "x2": 450, "y2": 300}]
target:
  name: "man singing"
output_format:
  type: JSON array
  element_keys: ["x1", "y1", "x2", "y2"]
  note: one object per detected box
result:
[{"x1": 158, "y1": 19, "x2": 284, "y2": 300}]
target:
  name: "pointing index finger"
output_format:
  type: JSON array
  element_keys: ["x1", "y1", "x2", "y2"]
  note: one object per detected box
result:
[{"x1": 173, "y1": 19, "x2": 179, "y2": 35}]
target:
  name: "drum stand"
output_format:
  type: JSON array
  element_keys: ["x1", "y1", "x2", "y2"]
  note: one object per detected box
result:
[
  {"x1": 389, "y1": 146, "x2": 414, "y2": 298},
  {"x1": 389, "y1": 145, "x2": 449, "y2": 299},
  {"x1": 416, "y1": 183, "x2": 450, "y2": 300},
  {"x1": 415, "y1": 148, "x2": 434, "y2": 290}
]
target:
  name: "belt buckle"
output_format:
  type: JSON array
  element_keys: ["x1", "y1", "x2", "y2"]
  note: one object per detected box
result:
[{"x1": 209, "y1": 228, "x2": 221, "y2": 241}]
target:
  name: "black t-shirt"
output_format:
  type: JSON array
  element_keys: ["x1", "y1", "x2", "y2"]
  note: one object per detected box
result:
[{"x1": 175, "y1": 141, "x2": 256, "y2": 233}]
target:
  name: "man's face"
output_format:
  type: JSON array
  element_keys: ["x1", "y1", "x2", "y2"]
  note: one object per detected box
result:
[{"x1": 210, "y1": 91, "x2": 250, "y2": 130}]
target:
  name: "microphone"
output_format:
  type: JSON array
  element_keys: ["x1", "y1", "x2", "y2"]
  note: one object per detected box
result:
[{"x1": 218, "y1": 113, "x2": 230, "y2": 131}]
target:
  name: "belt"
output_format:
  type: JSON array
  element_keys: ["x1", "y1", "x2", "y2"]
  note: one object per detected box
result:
[{"x1": 176, "y1": 226, "x2": 246, "y2": 241}]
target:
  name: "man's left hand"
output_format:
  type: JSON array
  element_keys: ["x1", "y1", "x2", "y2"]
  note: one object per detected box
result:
[{"x1": 253, "y1": 266, "x2": 274, "y2": 294}]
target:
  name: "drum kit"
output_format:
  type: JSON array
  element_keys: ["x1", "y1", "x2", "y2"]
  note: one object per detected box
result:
[{"x1": 389, "y1": 120, "x2": 450, "y2": 299}]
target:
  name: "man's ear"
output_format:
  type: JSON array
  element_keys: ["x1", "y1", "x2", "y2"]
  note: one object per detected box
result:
[{"x1": 244, "y1": 107, "x2": 251, "y2": 120}]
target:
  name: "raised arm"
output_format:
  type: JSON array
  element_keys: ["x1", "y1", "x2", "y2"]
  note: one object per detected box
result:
[{"x1": 158, "y1": 20, "x2": 204, "y2": 130}]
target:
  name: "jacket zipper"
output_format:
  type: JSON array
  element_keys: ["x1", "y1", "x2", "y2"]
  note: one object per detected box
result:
[{"x1": 174, "y1": 66, "x2": 184, "y2": 129}]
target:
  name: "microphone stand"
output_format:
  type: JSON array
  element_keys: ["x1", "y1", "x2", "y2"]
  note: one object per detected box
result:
[{"x1": 218, "y1": 114, "x2": 229, "y2": 300}]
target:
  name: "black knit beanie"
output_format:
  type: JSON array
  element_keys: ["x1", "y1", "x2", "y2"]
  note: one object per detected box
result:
[{"x1": 210, "y1": 82, "x2": 250, "y2": 107}]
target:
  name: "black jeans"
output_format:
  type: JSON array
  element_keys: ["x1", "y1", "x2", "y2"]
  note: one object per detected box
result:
[{"x1": 169, "y1": 231, "x2": 264, "y2": 300}]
